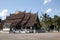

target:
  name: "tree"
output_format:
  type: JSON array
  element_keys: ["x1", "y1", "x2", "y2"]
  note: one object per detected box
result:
[
  {"x1": 0, "y1": 17, "x2": 1, "y2": 22},
  {"x1": 41, "y1": 13, "x2": 52, "y2": 31},
  {"x1": 53, "y1": 15, "x2": 60, "y2": 31}
]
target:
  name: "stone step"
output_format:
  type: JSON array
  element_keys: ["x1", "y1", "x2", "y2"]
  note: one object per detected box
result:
[{"x1": 0, "y1": 31, "x2": 9, "y2": 33}]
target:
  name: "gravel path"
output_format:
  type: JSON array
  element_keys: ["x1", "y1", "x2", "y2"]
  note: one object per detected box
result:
[{"x1": 0, "y1": 33, "x2": 60, "y2": 40}]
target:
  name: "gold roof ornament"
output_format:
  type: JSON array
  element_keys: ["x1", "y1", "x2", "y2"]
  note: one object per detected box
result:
[{"x1": 15, "y1": 11, "x2": 20, "y2": 14}]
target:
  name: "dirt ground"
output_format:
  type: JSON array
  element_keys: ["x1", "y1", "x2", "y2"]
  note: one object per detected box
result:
[{"x1": 0, "y1": 32, "x2": 60, "y2": 40}]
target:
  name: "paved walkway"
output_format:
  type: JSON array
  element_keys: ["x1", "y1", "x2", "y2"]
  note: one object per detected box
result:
[{"x1": 0, "y1": 33, "x2": 60, "y2": 40}]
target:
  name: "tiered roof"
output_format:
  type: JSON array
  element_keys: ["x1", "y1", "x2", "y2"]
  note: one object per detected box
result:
[{"x1": 5, "y1": 11, "x2": 40, "y2": 27}]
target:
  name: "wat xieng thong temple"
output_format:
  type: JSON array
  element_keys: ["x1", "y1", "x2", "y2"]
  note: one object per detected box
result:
[{"x1": 3, "y1": 11, "x2": 41, "y2": 33}]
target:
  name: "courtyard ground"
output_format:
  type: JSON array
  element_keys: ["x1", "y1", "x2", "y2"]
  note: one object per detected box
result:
[{"x1": 0, "y1": 32, "x2": 60, "y2": 40}]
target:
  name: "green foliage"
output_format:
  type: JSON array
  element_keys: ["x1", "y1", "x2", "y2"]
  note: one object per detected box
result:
[
  {"x1": 40, "y1": 13, "x2": 60, "y2": 31},
  {"x1": 53, "y1": 15, "x2": 60, "y2": 28},
  {"x1": 41, "y1": 13, "x2": 52, "y2": 26},
  {"x1": 0, "y1": 17, "x2": 2, "y2": 22}
]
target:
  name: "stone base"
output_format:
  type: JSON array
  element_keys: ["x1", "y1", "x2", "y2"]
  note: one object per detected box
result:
[{"x1": 0, "y1": 28, "x2": 10, "y2": 33}]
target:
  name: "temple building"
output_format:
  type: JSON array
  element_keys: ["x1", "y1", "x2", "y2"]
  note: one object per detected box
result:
[{"x1": 3, "y1": 11, "x2": 41, "y2": 33}]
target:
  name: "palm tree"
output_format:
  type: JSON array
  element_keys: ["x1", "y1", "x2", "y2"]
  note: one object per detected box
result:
[{"x1": 41, "y1": 13, "x2": 52, "y2": 31}]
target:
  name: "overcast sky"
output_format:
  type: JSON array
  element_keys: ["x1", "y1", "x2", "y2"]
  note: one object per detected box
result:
[{"x1": 0, "y1": 0, "x2": 60, "y2": 20}]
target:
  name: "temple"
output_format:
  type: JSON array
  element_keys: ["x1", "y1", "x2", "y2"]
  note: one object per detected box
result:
[{"x1": 3, "y1": 11, "x2": 41, "y2": 33}]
